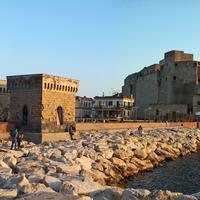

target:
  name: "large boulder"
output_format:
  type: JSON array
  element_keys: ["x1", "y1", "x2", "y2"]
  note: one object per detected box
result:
[
  {"x1": 60, "y1": 177, "x2": 103, "y2": 195},
  {"x1": 43, "y1": 175, "x2": 62, "y2": 192},
  {"x1": 91, "y1": 188, "x2": 121, "y2": 200},
  {"x1": 121, "y1": 188, "x2": 151, "y2": 200},
  {"x1": 17, "y1": 183, "x2": 55, "y2": 197},
  {"x1": 16, "y1": 192, "x2": 70, "y2": 200},
  {"x1": 3, "y1": 156, "x2": 17, "y2": 168},
  {"x1": 0, "y1": 189, "x2": 17, "y2": 199},
  {"x1": 56, "y1": 163, "x2": 81, "y2": 176},
  {"x1": 101, "y1": 149, "x2": 114, "y2": 160},
  {"x1": 110, "y1": 157, "x2": 126, "y2": 167},
  {"x1": 76, "y1": 156, "x2": 93, "y2": 171},
  {"x1": 134, "y1": 148, "x2": 148, "y2": 160}
]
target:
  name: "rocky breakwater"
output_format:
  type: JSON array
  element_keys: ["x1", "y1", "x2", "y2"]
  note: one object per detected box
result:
[{"x1": 1, "y1": 127, "x2": 200, "y2": 199}]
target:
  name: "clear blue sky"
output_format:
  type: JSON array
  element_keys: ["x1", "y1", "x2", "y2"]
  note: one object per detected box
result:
[{"x1": 0, "y1": 0, "x2": 200, "y2": 97}]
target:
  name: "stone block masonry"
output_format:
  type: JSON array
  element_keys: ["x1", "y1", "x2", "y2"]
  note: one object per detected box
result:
[
  {"x1": 7, "y1": 74, "x2": 79, "y2": 134},
  {"x1": 122, "y1": 50, "x2": 200, "y2": 119}
]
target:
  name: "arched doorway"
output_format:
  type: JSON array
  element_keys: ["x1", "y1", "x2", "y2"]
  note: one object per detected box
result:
[
  {"x1": 22, "y1": 105, "x2": 28, "y2": 125},
  {"x1": 57, "y1": 106, "x2": 64, "y2": 125}
]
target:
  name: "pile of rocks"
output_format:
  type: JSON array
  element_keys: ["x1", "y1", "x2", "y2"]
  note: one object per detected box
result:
[{"x1": 0, "y1": 127, "x2": 200, "y2": 199}]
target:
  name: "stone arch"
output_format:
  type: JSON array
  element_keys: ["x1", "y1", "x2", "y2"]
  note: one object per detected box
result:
[{"x1": 57, "y1": 106, "x2": 64, "y2": 125}]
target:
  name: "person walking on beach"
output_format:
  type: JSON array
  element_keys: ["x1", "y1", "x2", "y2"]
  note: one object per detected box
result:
[{"x1": 10, "y1": 128, "x2": 19, "y2": 150}]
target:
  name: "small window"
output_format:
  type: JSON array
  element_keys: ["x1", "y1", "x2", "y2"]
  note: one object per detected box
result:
[
  {"x1": 44, "y1": 83, "x2": 47, "y2": 89},
  {"x1": 166, "y1": 77, "x2": 167, "y2": 81},
  {"x1": 197, "y1": 101, "x2": 200, "y2": 106},
  {"x1": 0, "y1": 88, "x2": 2, "y2": 93},
  {"x1": 22, "y1": 105, "x2": 28, "y2": 125},
  {"x1": 173, "y1": 76, "x2": 177, "y2": 80}
]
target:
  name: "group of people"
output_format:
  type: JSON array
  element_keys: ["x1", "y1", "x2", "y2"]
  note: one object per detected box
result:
[
  {"x1": 10, "y1": 128, "x2": 24, "y2": 150},
  {"x1": 9, "y1": 123, "x2": 76, "y2": 150}
]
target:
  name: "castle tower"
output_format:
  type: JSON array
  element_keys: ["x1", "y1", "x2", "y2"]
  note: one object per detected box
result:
[{"x1": 7, "y1": 74, "x2": 79, "y2": 142}]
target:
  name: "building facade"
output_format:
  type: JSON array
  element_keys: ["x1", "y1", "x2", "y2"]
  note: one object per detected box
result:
[
  {"x1": 75, "y1": 96, "x2": 94, "y2": 122},
  {"x1": 7, "y1": 74, "x2": 79, "y2": 133},
  {"x1": 93, "y1": 93, "x2": 135, "y2": 121},
  {"x1": 0, "y1": 80, "x2": 9, "y2": 122},
  {"x1": 122, "y1": 50, "x2": 200, "y2": 120}
]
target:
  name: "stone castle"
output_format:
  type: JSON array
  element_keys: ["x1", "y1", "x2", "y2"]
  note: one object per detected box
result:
[
  {"x1": 7, "y1": 74, "x2": 79, "y2": 134},
  {"x1": 122, "y1": 50, "x2": 200, "y2": 120},
  {"x1": 0, "y1": 80, "x2": 9, "y2": 122}
]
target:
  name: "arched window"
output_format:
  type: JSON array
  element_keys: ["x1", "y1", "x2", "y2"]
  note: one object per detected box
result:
[
  {"x1": 57, "y1": 106, "x2": 64, "y2": 125},
  {"x1": 22, "y1": 105, "x2": 28, "y2": 125}
]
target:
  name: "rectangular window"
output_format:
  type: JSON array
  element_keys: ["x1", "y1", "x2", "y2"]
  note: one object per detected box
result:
[{"x1": 108, "y1": 101, "x2": 112, "y2": 106}]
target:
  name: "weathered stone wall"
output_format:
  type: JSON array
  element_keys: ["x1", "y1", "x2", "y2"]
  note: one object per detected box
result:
[
  {"x1": 41, "y1": 74, "x2": 79, "y2": 133},
  {"x1": 0, "y1": 80, "x2": 10, "y2": 122},
  {"x1": 136, "y1": 71, "x2": 159, "y2": 118},
  {"x1": 158, "y1": 60, "x2": 196, "y2": 106},
  {"x1": 0, "y1": 93, "x2": 9, "y2": 122},
  {"x1": 7, "y1": 75, "x2": 42, "y2": 132}
]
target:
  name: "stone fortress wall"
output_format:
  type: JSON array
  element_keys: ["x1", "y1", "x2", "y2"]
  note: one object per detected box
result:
[
  {"x1": 122, "y1": 50, "x2": 200, "y2": 119},
  {"x1": 7, "y1": 74, "x2": 43, "y2": 132},
  {"x1": 0, "y1": 80, "x2": 10, "y2": 122},
  {"x1": 41, "y1": 74, "x2": 79, "y2": 132},
  {"x1": 7, "y1": 74, "x2": 79, "y2": 133}
]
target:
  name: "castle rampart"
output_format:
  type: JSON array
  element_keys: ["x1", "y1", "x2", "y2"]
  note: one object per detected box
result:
[{"x1": 122, "y1": 50, "x2": 200, "y2": 119}]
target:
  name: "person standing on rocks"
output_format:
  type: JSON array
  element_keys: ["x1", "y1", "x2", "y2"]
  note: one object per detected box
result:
[
  {"x1": 68, "y1": 123, "x2": 76, "y2": 140},
  {"x1": 138, "y1": 125, "x2": 143, "y2": 135},
  {"x1": 17, "y1": 130, "x2": 24, "y2": 149},
  {"x1": 10, "y1": 128, "x2": 19, "y2": 150}
]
